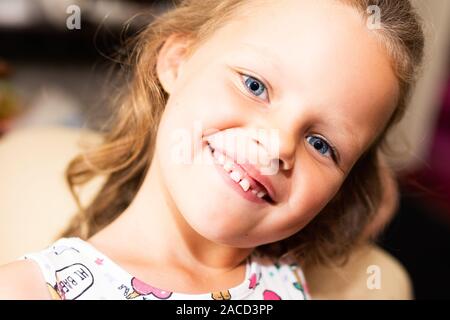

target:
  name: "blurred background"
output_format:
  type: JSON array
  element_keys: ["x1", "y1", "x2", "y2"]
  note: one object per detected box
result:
[{"x1": 0, "y1": 0, "x2": 449, "y2": 299}]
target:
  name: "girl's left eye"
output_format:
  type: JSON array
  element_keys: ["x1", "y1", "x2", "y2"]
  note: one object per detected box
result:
[
  {"x1": 241, "y1": 74, "x2": 269, "y2": 101},
  {"x1": 306, "y1": 136, "x2": 335, "y2": 160}
]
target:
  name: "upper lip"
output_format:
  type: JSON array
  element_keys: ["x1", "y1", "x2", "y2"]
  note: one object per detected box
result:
[{"x1": 207, "y1": 143, "x2": 277, "y2": 203}]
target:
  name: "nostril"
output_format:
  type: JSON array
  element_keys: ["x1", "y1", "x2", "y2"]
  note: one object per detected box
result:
[
  {"x1": 278, "y1": 159, "x2": 286, "y2": 170},
  {"x1": 278, "y1": 158, "x2": 292, "y2": 171}
]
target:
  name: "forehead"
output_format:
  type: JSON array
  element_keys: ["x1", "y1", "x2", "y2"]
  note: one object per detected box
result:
[{"x1": 197, "y1": 0, "x2": 399, "y2": 154}]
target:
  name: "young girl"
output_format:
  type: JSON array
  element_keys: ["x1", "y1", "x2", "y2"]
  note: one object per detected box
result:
[{"x1": 0, "y1": 0, "x2": 424, "y2": 300}]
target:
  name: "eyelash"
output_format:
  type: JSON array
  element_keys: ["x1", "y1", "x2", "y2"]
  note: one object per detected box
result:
[
  {"x1": 240, "y1": 73, "x2": 269, "y2": 102},
  {"x1": 306, "y1": 135, "x2": 338, "y2": 163},
  {"x1": 239, "y1": 72, "x2": 339, "y2": 164}
]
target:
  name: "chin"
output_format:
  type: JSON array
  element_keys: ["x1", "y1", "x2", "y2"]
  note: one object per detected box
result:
[
  {"x1": 159, "y1": 146, "x2": 267, "y2": 247},
  {"x1": 177, "y1": 202, "x2": 258, "y2": 247}
]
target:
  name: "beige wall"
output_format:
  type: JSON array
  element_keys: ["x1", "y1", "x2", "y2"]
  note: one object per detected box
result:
[{"x1": 0, "y1": 127, "x2": 104, "y2": 264}]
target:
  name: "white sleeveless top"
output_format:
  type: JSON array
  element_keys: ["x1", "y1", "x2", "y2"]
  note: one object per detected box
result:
[{"x1": 20, "y1": 237, "x2": 310, "y2": 300}]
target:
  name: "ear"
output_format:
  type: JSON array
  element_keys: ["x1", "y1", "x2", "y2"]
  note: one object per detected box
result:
[{"x1": 156, "y1": 34, "x2": 192, "y2": 94}]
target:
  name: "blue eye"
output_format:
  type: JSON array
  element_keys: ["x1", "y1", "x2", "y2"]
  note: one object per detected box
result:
[
  {"x1": 306, "y1": 136, "x2": 333, "y2": 158},
  {"x1": 242, "y1": 75, "x2": 268, "y2": 100}
]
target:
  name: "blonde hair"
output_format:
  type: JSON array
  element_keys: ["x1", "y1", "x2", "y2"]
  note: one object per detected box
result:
[{"x1": 61, "y1": 0, "x2": 425, "y2": 266}]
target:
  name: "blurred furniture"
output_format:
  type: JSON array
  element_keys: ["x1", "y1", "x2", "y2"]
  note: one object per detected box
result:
[
  {"x1": 0, "y1": 60, "x2": 22, "y2": 136},
  {"x1": 0, "y1": 126, "x2": 104, "y2": 264}
]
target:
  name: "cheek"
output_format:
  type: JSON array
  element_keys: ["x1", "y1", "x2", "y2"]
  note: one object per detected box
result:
[
  {"x1": 154, "y1": 66, "x2": 242, "y2": 185},
  {"x1": 278, "y1": 161, "x2": 344, "y2": 232},
  {"x1": 164, "y1": 67, "x2": 252, "y2": 134}
]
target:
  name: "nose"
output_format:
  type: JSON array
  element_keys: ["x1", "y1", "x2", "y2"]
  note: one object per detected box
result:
[
  {"x1": 275, "y1": 127, "x2": 297, "y2": 171},
  {"x1": 252, "y1": 121, "x2": 298, "y2": 172}
]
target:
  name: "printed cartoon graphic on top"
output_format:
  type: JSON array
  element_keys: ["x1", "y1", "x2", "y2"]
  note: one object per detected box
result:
[
  {"x1": 126, "y1": 277, "x2": 173, "y2": 299},
  {"x1": 52, "y1": 245, "x2": 80, "y2": 256},
  {"x1": 46, "y1": 282, "x2": 63, "y2": 300},
  {"x1": 211, "y1": 290, "x2": 232, "y2": 300},
  {"x1": 290, "y1": 264, "x2": 309, "y2": 298},
  {"x1": 248, "y1": 272, "x2": 259, "y2": 289},
  {"x1": 263, "y1": 289, "x2": 282, "y2": 300},
  {"x1": 54, "y1": 263, "x2": 94, "y2": 300}
]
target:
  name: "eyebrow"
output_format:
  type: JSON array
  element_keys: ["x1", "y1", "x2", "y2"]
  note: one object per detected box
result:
[
  {"x1": 230, "y1": 43, "x2": 284, "y2": 100},
  {"x1": 236, "y1": 43, "x2": 283, "y2": 71}
]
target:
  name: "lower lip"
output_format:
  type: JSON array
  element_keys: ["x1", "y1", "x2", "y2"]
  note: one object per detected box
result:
[{"x1": 206, "y1": 144, "x2": 267, "y2": 205}]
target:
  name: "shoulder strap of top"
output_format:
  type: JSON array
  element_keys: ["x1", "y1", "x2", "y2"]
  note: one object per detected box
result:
[
  {"x1": 252, "y1": 251, "x2": 311, "y2": 300},
  {"x1": 19, "y1": 238, "x2": 94, "y2": 300},
  {"x1": 282, "y1": 257, "x2": 311, "y2": 300}
]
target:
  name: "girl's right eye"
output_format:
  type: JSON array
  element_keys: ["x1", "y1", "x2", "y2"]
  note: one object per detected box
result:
[
  {"x1": 241, "y1": 74, "x2": 269, "y2": 101},
  {"x1": 306, "y1": 135, "x2": 338, "y2": 163}
]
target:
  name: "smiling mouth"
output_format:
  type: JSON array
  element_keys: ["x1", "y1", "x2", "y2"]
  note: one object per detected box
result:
[{"x1": 207, "y1": 142, "x2": 274, "y2": 204}]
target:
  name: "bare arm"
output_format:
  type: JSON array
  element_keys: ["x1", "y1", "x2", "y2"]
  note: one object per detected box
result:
[{"x1": 0, "y1": 260, "x2": 52, "y2": 300}]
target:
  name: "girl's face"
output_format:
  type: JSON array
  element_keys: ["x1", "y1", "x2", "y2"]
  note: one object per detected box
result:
[{"x1": 154, "y1": 0, "x2": 398, "y2": 248}]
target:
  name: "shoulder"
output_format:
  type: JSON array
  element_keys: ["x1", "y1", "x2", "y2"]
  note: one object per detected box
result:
[
  {"x1": 364, "y1": 245, "x2": 412, "y2": 299},
  {"x1": 304, "y1": 244, "x2": 412, "y2": 300},
  {"x1": 0, "y1": 260, "x2": 51, "y2": 299}
]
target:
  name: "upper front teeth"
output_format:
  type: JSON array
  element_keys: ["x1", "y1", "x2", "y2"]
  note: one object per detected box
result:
[
  {"x1": 216, "y1": 152, "x2": 226, "y2": 165},
  {"x1": 211, "y1": 146, "x2": 268, "y2": 198},
  {"x1": 239, "y1": 179, "x2": 250, "y2": 191},
  {"x1": 223, "y1": 161, "x2": 233, "y2": 172},
  {"x1": 230, "y1": 170, "x2": 266, "y2": 197},
  {"x1": 230, "y1": 170, "x2": 241, "y2": 182}
]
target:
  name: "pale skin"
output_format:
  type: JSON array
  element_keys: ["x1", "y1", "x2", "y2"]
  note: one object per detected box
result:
[{"x1": 0, "y1": 0, "x2": 402, "y2": 298}]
